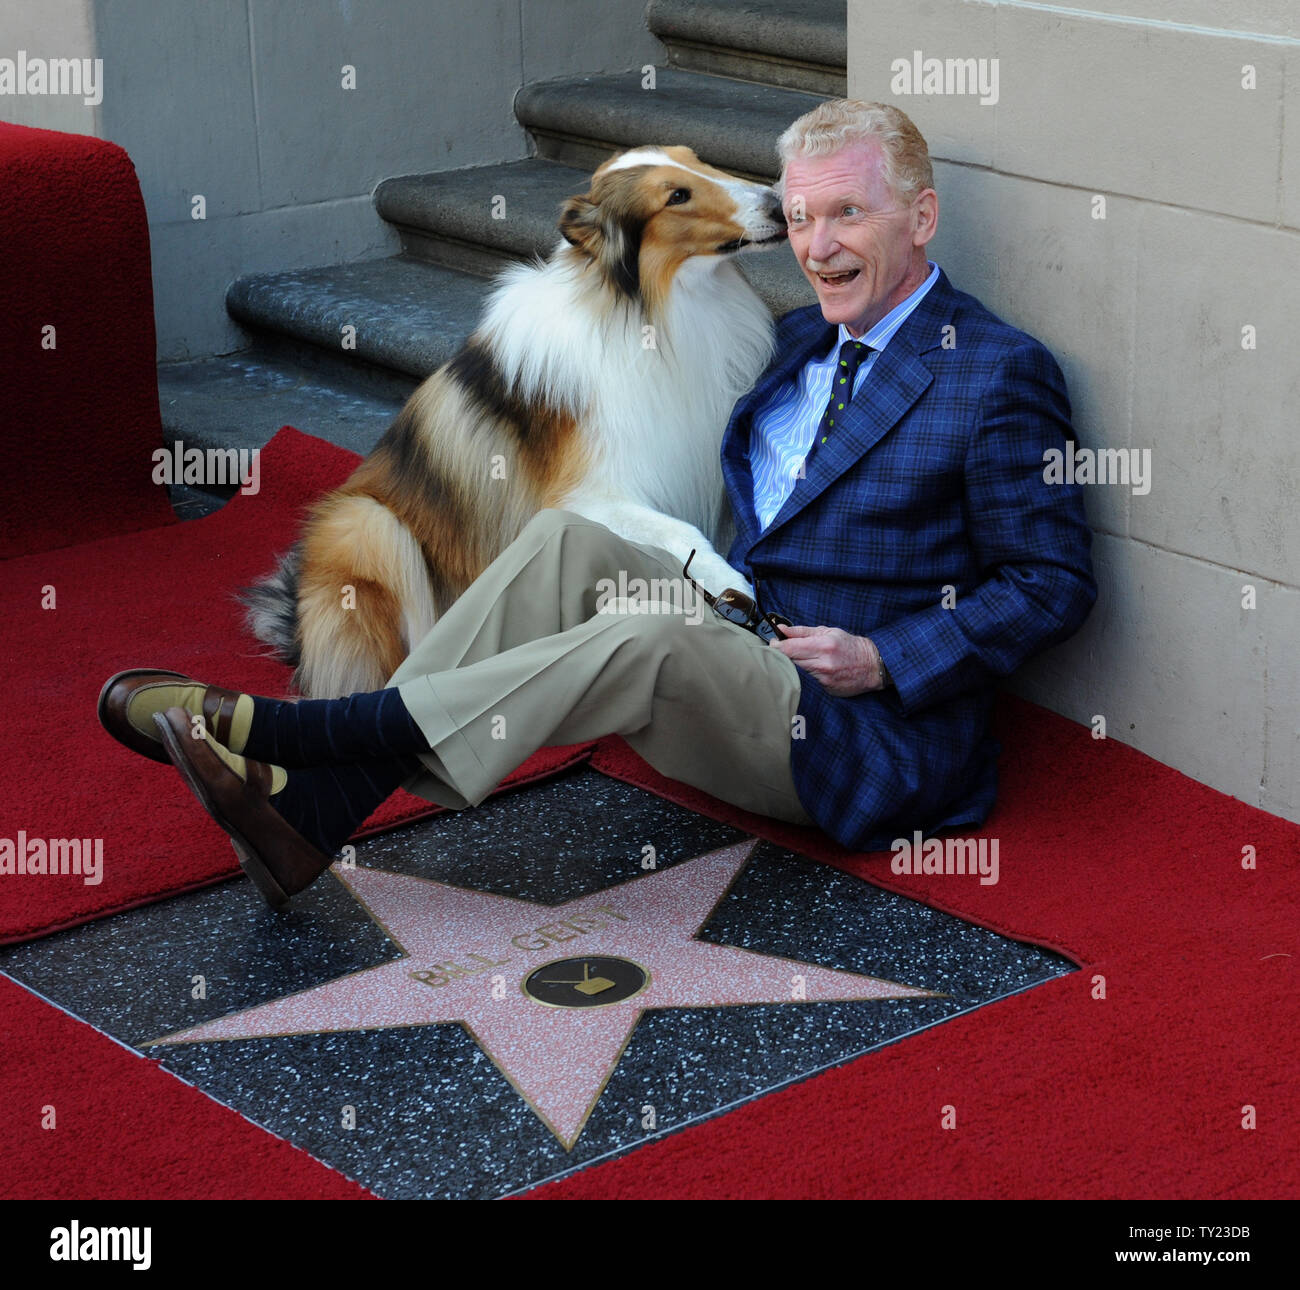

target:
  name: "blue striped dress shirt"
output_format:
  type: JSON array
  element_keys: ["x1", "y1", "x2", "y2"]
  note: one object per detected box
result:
[{"x1": 749, "y1": 260, "x2": 941, "y2": 530}]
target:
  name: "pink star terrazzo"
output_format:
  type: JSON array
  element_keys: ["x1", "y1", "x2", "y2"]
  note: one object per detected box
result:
[{"x1": 148, "y1": 839, "x2": 936, "y2": 1145}]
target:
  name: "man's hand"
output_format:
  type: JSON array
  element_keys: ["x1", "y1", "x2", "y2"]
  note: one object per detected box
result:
[{"x1": 769, "y1": 625, "x2": 887, "y2": 696}]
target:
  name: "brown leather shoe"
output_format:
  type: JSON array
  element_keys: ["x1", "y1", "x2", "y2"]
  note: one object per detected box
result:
[
  {"x1": 152, "y1": 706, "x2": 333, "y2": 909},
  {"x1": 98, "y1": 669, "x2": 249, "y2": 764}
]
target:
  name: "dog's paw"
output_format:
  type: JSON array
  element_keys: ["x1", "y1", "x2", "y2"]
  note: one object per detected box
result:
[{"x1": 687, "y1": 550, "x2": 753, "y2": 600}]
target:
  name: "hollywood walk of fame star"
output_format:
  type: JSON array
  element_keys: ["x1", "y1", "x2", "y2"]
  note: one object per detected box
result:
[{"x1": 146, "y1": 839, "x2": 940, "y2": 1147}]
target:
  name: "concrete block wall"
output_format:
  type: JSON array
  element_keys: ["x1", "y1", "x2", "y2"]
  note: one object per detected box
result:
[
  {"x1": 849, "y1": 0, "x2": 1299, "y2": 823},
  {"x1": 0, "y1": 0, "x2": 660, "y2": 359}
]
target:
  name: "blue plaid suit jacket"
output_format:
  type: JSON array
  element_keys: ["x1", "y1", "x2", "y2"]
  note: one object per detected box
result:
[{"x1": 721, "y1": 269, "x2": 1096, "y2": 851}]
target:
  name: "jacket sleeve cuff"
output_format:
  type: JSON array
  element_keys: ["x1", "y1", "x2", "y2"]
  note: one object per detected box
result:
[{"x1": 868, "y1": 608, "x2": 982, "y2": 716}]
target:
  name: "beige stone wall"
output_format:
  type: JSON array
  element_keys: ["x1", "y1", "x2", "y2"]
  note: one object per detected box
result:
[{"x1": 849, "y1": 0, "x2": 1299, "y2": 822}]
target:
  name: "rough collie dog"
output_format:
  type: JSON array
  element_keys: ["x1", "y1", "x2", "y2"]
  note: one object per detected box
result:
[{"x1": 244, "y1": 145, "x2": 787, "y2": 698}]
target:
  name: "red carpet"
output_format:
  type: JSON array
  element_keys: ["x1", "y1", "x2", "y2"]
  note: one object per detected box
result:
[
  {"x1": 0, "y1": 427, "x2": 595, "y2": 944},
  {"x1": 0, "y1": 973, "x2": 374, "y2": 1199}
]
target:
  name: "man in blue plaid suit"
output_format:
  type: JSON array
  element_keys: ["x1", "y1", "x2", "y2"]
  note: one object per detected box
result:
[
  {"x1": 104, "y1": 100, "x2": 1095, "y2": 903},
  {"x1": 724, "y1": 99, "x2": 1096, "y2": 850}
]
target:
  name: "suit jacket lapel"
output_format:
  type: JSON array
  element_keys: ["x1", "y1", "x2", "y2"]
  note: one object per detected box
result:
[
  {"x1": 754, "y1": 271, "x2": 957, "y2": 545},
  {"x1": 723, "y1": 309, "x2": 836, "y2": 556},
  {"x1": 758, "y1": 345, "x2": 933, "y2": 537}
]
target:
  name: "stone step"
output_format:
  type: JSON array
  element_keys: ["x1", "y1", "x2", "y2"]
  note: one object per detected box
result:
[
  {"x1": 514, "y1": 65, "x2": 827, "y2": 181},
  {"x1": 375, "y1": 157, "x2": 816, "y2": 315},
  {"x1": 646, "y1": 0, "x2": 846, "y2": 96},
  {"x1": 154, "y1": 348, "x2": 409, "y2": 519},
  {"x1": 375, "y1": 158, "x2": 581, "y2": 277},
  {"x1": 221, "y1": 52, "x2": 832, "y2": 408},
  {"x1": 226, "y1": 256, "x2": 488, "y2": 382},
  {"x1": 157, "y1": 350, "x2": 411, "y2": 467}
]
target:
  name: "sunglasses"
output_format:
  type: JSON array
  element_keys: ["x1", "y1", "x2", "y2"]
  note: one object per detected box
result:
[{"x1": 682, "y1": 549, "x2": 792, "y2": 644}]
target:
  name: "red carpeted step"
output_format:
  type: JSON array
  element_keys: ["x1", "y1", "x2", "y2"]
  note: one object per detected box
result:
[{"x1": 0, "y1": 123, "x2": 175, "y2": 559}]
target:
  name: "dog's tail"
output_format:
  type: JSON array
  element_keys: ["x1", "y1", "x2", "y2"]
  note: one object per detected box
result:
[
  {"x1": 240, "y1": 546, "x2": 303, "y2": 666},
  {"x1": 290, "y1": 490, "x2": 439, "y2": 698}
]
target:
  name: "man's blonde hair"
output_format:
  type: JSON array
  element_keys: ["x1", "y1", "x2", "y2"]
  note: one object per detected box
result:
[{"x1": 777, "y1": 100, "x2": 934, "y2": 204}]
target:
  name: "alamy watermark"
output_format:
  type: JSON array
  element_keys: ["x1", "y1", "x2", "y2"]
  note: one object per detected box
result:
[
  {"x1": 152, "y1": 440, "x2": 261, "y2": 495},
  {"x1": 594, "y1": 570, "x2": 708, "y2": 626},
  {"x1": 0, "y1": 832, "x2": 103, "y2": 885},
  {"x1": 890, "y1": 830, "x2": 999, "y2": 886},
  {"x1": 1044, "y1": 443, "x2": 1151, "y2": 496},
  {"x1": 890, "y1": 51, "x2": 999, "y2": 106},
  {"x1": 0, "y1": 52, "x2": 102, "y2": 106},
  {"x1": 50, "y1": 1222, "x2": 150, "y2": 1270}
]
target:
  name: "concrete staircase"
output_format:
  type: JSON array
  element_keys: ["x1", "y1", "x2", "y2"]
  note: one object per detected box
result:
[{"x1": 160, "y1": 0, "x2": 843, "y2": 512}]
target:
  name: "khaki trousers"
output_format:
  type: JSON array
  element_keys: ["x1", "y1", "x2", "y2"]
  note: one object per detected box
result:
[{"x1": 387, "y1": 508, "x2": 813, "y2": 825}]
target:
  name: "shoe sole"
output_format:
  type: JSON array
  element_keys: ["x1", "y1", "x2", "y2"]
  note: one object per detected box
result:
[
  {"x1": 97, "y1": 668, "x2": 191, "y2": 764},
  {"x1": 153, "y1": 712, "x2": 291, "y2": 912}
]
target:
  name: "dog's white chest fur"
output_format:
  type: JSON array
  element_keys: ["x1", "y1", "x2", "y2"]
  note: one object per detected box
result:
[
  {"x1": 586, "y1": 256, "x2": 774, "y2": 541},
  {"x1": 478, "y1": 249, "x2": 774, "y2": 567}
]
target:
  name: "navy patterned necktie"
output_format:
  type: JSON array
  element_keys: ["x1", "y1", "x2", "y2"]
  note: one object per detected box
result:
[{"x1": 812, "y1": 338, "x2": 873, "y2": 455}]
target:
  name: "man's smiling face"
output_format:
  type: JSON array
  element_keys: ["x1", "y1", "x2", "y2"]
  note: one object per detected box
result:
[{"x1": 781, "y1": 140, "x2": 937, "y2": 336}]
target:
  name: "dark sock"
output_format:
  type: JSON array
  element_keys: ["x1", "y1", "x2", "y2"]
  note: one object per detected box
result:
[
  {"x1": 267, "y1": 753, "x2": 425, "y2": 856},
  {"x1": 245, "y1": 686, "x2": 432, "y2": 768}
]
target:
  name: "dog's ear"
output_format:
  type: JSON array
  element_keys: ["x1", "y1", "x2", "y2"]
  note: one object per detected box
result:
[
  {"x1": 558, "y1": 182, "x2": 642, "y2": 301},
  {"x1": 559, "y1": 194, "x2": 600, "y2": 248}
]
